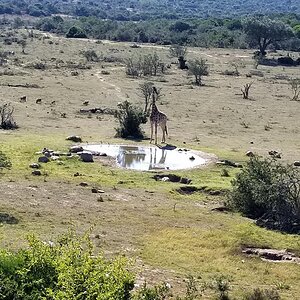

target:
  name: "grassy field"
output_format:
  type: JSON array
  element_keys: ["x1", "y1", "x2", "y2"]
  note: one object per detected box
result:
[{"x1": 0, "y1": 29, "x2": 300, "y2": 298}]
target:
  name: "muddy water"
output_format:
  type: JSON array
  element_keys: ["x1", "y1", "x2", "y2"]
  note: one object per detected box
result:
[{"x1": 83, "y1": 144, "x2": 208, "y2": 171}]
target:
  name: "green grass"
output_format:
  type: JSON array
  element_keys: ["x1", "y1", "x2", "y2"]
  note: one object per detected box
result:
[
  {"x1": 0, "y1": 133, "x2": 242, "y2": 192},
  {"x1": 141, "y1": 218, "x2": 300, "y2": 299}
]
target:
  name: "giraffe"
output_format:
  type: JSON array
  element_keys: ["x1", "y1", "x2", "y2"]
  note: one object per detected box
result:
[{"x1": 149, "y1": 87, "x2": 168, "y2": 144}]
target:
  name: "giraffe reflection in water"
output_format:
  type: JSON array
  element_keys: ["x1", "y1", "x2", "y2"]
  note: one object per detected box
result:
[{"x1": 149, "y1": 147, "x2": 167, "y2": 170}]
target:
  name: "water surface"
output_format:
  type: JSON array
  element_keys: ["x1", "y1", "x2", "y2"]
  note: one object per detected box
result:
[{"x1": 83, "y1": 144, "x2": 208, "y2": 171}]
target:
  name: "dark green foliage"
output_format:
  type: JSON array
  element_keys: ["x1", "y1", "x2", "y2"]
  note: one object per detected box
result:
[
  {"x1": 244, "y1": 288, "x2": 280, "y2": 300},
  {"x1": 114, "y1": 101, "x2": 146, "y2": 139},
  {"x1": 243, "y1": 17, "x2": 294, "y2": 55},
  {"x1": 0, "y1": 231, "x2": 135, "y2": 299},
  {"x1": 227, "y1": 156, "x2": 300, "y2": 233},
  {"x1": 0, "y1": 0, "x2": 300, "y2": 19},
  {"x1": 66, "y1": 26, "x2": 87, "y2": 38}
]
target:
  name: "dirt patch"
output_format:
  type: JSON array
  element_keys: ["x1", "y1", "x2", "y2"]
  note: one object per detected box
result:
[
  {"x1": 242, "y1": 247, "x2": 300, "y2": 264},
  {"x1": 176, "y1": 186, "x2": 227, "y2": 196}
]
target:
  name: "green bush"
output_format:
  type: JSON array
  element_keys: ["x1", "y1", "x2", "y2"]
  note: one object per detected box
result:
[
  {"x1": 0, "y1": 230, "x2": 134, "y2": 299},
  {"x1": 114, "y1": 101, "x2": 146, "y2": 139},
  {"x1": 227, "y1": 156, "x2": 300, "y2": 233}
]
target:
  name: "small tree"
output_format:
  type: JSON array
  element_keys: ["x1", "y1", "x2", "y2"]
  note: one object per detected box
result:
[
  {"x1": 114, "y1": 101, "x2": 146, "y2": 139},
  {"x1": 169, "y1": 44, "x2": 187, "y2": 59},
  {"x1": 139, "y1": 81, "x2": 154, "y2": 114},
  {"x1": 289, "y1": 78, "x2": 300, "y2": 101},
  {"x1": 19, "y1": 39, "x2": 27, "y2": 54},
  {"x1": 0, "y1": 103, "x2": 17, "y2": 130},
  {"x1": 138, "y1": 82, "x2": 163, "y2": 115},
  {"x1": 81, "y1": 50, "x2": 98, "y2": 62},
  {"x1": 188, "y1": 58, "x2": 209, "y2": 85},
  {"x1": 241, "y1": 82, "x2": 253, "y2": 99},
  {"x1": 66, "y1": 26, "x2": 87, "y2": 38},
  {"x1": 243, "y1": 17, "x2": 294, "y2": 56}
]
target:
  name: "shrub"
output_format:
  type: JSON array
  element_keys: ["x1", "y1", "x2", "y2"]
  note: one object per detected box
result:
[
  {"x1": 0, "y1": 230, "x2": 135, "y2": 299},
  {"x1": 0, "y1": 151, "x2": 11, "y2": 171},
  {"x1": 114, "y1": 101, "x2": 146, "y2": 139},
  {"x1": 81, "y1": 50, "x2": 98, "y2": 62},
  {"x1": 66, "y1": 26, "x2": 87, "y2": 38},
  {"x1": 244, "y1": 288, "x2": 280, "y2": 300},
  {"x1": 0, "y1": 103, "x2": 17, "y2": 130},
  {"x1": 188, "y1": 58, "x2": 209, "y2": 85},
  {"x1": 132, "y1": 282, "x2": 171, "y2": 300},
  {"x1": 227, "y1": 156, "x2": 300, "y2": 233}
]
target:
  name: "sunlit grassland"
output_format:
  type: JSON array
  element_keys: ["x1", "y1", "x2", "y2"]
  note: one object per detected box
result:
[{"x1": 141, "y1": 216, "x2": 300, "y2": 299}]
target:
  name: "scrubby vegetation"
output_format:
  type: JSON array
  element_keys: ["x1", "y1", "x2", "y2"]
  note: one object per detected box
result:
[
  {"x1": 0, "y1": 230, "x2": 134, "y2": 300},
  {"x1": 114, "y1": 101, "x2": 146, "y2": 139},
  {"x1": 0, "y1": 150, "x2": 11, "y2": 171},
  {"x1": 227, "y1": 156, "x2": 300, "y2": 233}
]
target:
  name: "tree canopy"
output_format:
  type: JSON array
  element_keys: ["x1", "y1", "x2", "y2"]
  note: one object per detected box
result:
[{"x1": 243, "y1": 17, "x2": 294, "y2": 55}]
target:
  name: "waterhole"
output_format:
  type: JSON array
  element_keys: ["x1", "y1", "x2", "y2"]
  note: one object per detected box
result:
[{"x1": 83, "y1": 144, "x2": 213, "y2": 171}]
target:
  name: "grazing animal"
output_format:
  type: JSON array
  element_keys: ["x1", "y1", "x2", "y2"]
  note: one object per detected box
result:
[
  {"x1": 36, "y1": 98, "x2": 42, "y2": 104},
  {"x1": 51, "y1": 100, "x2": 56, "y2": 106},
  {"x1": 149, "y1": 87, "x2": 168, "y2": 144},
  {"x1": 83, "y1": 101, "x2": 89, "y2": 106},
  {"x1": 20, "y1": 96, "x2": 27, "y2": 103}
]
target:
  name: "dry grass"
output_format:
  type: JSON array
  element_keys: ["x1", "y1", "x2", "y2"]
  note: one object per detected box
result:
[{"x1": 0, "y1": 29, "x2": 300, "y2": 299}]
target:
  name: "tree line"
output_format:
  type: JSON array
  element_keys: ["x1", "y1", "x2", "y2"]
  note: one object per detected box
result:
[
  {"x1": 0, "y1": 0, "x2": 300, "y2": 20},
  {"x1": 33, "y1": 14, "x2": 300, "y2": 52}
]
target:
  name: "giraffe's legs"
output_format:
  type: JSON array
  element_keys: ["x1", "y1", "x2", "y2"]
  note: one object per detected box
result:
[
  {"x1": 150, "y1": 121, "x2": 154, "y2": 143},
  {"x1": 161, "y1": 124, "x2": 166, "y2": 143},
  {"x1": 155, "y1": 123, "x2": 158, "y2": 145}
]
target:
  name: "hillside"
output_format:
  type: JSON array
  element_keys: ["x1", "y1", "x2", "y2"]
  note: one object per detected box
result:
[{"x1": 0, "y1": 0, "x2": 299, "y2": 20}]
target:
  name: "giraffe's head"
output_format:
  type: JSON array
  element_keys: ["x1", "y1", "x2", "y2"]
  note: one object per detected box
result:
[{"x1": 152, "y1": 86, "x2": 158, "y2": 104}]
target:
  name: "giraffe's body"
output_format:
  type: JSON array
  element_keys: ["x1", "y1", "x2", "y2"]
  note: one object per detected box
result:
[{"x1": 150, "y1": 87, "x2": 168, "y2": 144}]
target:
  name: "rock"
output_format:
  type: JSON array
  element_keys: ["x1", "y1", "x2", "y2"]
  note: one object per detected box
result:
[
  {"x1": 294, "y1": 161, "x2": 300, "y2": 167},
  {"x1": 161, "y1": 177, "x2": 170, "y2": 182},
  {"x1": 246, "y1": 151, "x2": 254, "y2": 157},
  {"x1": 29, "y1": 163, "x2": 40, "y2": 169},
  {"x1": 70, "y1": 145, "x2": 84, "y2": 153},
  {"x1": 38, "y1": 156, "x2": 49, "y2": 163},
  {"x1": 44, "y1": 151, "x2": 51, "y2": 157},
  {"x1": 32, "y1": 170, "x2": 42, "y2": 176},
  {"x1": 51, "y1": 156, "x2": 60, "y2": 161},
  {"x1": 80, "y1": 151, "x2": 94, "y2": 163},
  {"x1": 0, "y1": 213, "x2": 18, "y2": 224},
  {"x1": 268, "y1": 150, "x2": 281, "y2": 159},
  {"x1": 216, "y1": 160, "x2": 243, "y2": 168},
  {"x1": 66, "y1": 135, "x2": 82, "y2": 142},
  {"x1": 79, "y1": 182, "x2": 88, "y2": 187},
  {"x1": 92, "y1": 188, "x2": 105, "y2": 193}
]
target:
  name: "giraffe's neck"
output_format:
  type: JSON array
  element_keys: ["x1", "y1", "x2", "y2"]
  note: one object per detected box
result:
[{"x1": 150, "y1": 103, "x2": 159, "y2": 117}]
